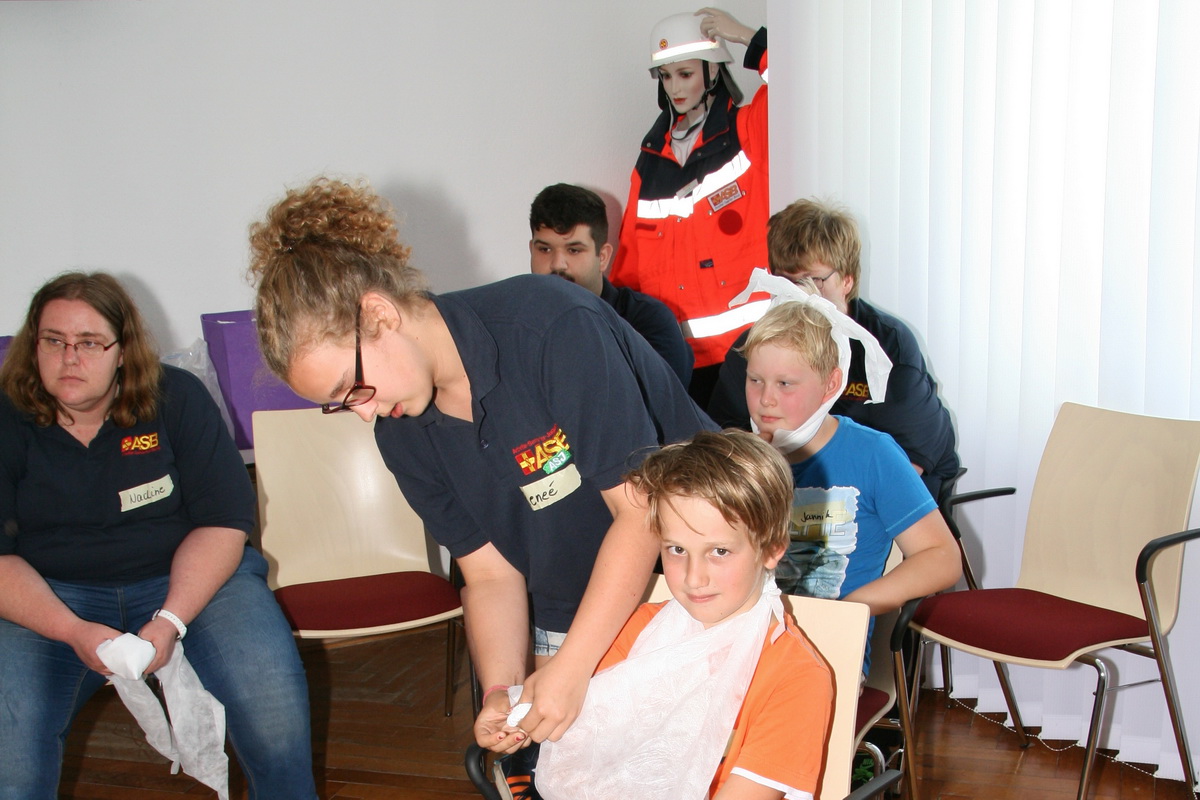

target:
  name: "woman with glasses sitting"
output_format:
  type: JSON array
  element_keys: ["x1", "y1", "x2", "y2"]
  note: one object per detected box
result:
[
  {"x1": 247, "y1": 176, "x2": 715, "y2": 757},
  {"x1": 0, "y1": 272, "x2": 317, "y2": 800}
]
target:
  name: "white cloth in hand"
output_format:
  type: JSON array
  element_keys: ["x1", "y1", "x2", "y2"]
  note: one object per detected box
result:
[
  {"x1": 96, "y1": 636, "x2": 229, "y2": 800},
  {"x1": 96, "y1": 632, "x2": 155, "y2": 679}
]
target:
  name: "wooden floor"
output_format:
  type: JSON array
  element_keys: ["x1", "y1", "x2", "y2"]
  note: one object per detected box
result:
[{"x1": 61, "y1": 625, "x2": 1196, "y2": 799}]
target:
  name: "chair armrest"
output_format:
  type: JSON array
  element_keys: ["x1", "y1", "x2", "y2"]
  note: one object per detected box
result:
[
  {"x1": 1136, "y1": 528, "x2": 1200, "y2": 585},
  {"x1": 464, "y1": 743, "x2": 503, "y2": 800},
  {"x1": 946, "y1": 486, "x2": 1016, "y2": 510},
  {"x1": 940, "y1": 486, "x2": 1015, "y2": 544},
  {"x1": 890, "y1": 597, "x2": 924, "y2": 653},
  {"x1": 843, "y1": 769, "x2": 903, "y2": 800}
]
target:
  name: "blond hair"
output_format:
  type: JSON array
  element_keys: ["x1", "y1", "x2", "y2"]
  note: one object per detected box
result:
[
  {"x1": 767, "y1": 198, "x2": 861, "y2": 300},
  {"x1": 742, "y1": 301, "x2": 840, "y2": 382},
  {"x1": 626, "y1": 429, "x2": 791, "y2": 559},
  {"x1": 247, "y1": 176, "x2": 424, "y2": 379}
]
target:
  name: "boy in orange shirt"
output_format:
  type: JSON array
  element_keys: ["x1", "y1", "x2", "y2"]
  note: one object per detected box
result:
[{"x1": 533, "y1": 429, "x2": 834, "y2": 800}]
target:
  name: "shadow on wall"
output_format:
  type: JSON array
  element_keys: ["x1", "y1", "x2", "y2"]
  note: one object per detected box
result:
[
  {"x1": 380, "y1": 179, "x2": 486, "y2": 294},
  {"x1": 112, "y1": 271, "x2": 175, "y2": 352}
]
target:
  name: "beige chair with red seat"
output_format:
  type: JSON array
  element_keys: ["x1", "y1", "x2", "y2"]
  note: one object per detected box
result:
[
  {"x1": 252, "y1": 407, "x2": 464, "y2": 715},
  {"x1": 908, "y1": 402, "x2": 1200, "y2": 799}
]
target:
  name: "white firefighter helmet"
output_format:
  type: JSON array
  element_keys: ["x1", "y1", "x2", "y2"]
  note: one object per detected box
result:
[{"x1": 648, "y1": 12, "x2": 732, "y2": 74}]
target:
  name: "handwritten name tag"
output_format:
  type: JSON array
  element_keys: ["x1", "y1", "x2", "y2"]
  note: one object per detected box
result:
[
  {"x1": 522, "y1": 463, "x2": 581, "y2": 511},
  {"x1": 119, "y1": 475, "x2": 175, "y2": 513}
]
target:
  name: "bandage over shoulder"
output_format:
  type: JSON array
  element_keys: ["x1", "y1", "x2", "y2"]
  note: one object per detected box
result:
[{"x1": 536, "y1": 576, "x2": 784, "y2": 800}]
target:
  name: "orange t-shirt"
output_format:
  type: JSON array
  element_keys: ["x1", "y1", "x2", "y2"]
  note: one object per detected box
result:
[{"x1": 597, "y1": 602, "x2": 834, "y2": 798}]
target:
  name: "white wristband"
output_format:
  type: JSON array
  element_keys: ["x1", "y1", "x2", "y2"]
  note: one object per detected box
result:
[{"x1": 153, "y1": 608, "x2": 187, "y2": 640}]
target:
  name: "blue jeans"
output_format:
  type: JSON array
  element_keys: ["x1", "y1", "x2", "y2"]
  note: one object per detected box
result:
[{"x1": 0, "y1": 547, "x2": 317, "y2": 800}]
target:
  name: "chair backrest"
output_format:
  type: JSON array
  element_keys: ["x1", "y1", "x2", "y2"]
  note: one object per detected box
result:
[
  {"x1": 643, "y1": 574, "x2": 868, "y2": 800},
  {"x1": 1018, "y1": 402, "x2": 1200, "y2": 628},
  {"x1": 252, "y1": 407, "x2": 437, "y2": 589}
]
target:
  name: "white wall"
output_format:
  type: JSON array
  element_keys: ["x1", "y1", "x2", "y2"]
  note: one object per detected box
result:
[{"x1": 0, "y1": 0, "x2": 765, "y2": 351}]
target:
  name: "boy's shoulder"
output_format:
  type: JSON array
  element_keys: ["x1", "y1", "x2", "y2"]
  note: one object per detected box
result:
[
  {"x1": 809, "y1": 415, "x2": 908, "y2": 462},
  {"x1": 771, "y1": 612, "x2": 831, "y2": 673}
]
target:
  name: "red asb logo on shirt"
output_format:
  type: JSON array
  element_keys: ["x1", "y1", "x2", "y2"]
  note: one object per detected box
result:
[
  {"x1": 513, "y1": 425, "x2": 572, "y2": 476},
  {"x1": 121, "y1": 433, "x2": 160, "y2": 454}
]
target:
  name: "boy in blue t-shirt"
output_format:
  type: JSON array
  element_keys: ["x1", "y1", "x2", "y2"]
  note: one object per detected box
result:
[{"x1": 741, "y1": 294, "x2": 961, "y2": 649}]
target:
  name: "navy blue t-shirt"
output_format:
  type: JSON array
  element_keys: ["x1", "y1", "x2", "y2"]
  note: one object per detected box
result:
[
  {"x1": 375, "y1": 275, "x2": 715, "y2": 633},
  {"x1": 0, "y1": 365, "x2": 255, "y2": 583}
]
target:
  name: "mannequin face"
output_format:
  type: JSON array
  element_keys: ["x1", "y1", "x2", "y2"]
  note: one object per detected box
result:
[
  {"x1": 657, "y1": 59, "x2": 714, "y2": 114},
  {"x1": 659, "y1": 494, "x2": 782, "y2": 629}
]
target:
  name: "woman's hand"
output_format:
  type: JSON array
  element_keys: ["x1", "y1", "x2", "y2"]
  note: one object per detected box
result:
[
  {"x1": 696, "y1": 7, "x2": 755, "y2": 47},
  {"x1": 473, "y1": 687, "x2": 529, "y2": 753},
  {"x1": 65, "y1": 619, "x2": 124, "y2": 675},
  {"x1": 137, "y1": 615, "x2": 181, "y2": 675}
]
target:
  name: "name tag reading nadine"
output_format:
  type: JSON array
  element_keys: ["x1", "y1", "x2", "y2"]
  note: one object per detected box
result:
[
  {"x1": 120, "y1": 475, "x2": 175, "y2": 513},
  {"x1": 522, "y1": 463, "x2": 581, "y2": 511}
]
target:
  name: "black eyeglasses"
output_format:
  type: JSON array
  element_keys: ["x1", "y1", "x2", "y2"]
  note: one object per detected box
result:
[
  {"x1": 321, "y1": 308, "x2": 377, "y2": 414},
  {"x1": 808, "y1": 271, "x2": 838, "y2": 286}
]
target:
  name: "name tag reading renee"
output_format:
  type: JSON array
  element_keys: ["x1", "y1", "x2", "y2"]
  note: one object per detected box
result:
[
  {"x1": 120, "y1": 475, "x2": 175, "y2": 513},
  {"x1": 522, "y1": 463, "x2": 581, "y2": 511}
]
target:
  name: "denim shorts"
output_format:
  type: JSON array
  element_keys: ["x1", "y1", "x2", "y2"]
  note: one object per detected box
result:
[{"x1": 532, "y1": 626, "x2": 567, "y2": 657}]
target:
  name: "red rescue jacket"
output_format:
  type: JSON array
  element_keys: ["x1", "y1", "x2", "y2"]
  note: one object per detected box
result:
[{"x1": 611, "y1": 32, "x2": 770, "y2": 368}]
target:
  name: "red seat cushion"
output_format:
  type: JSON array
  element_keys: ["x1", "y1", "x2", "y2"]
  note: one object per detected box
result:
[
  {"x1": 913, "y1": 588, "x2": 1147, "y2": 663},
  {"x1": 274, "y1": 571, "x2": 460, "y2": 632},
  {"x1": 856, "y1": 686, "x2": 891, "y2": 734}
]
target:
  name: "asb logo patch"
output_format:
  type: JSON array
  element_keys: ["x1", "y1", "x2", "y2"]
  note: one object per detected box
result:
[
  {"x1": 121, "y1": 433, "x2": 160, "y2": 454},
  {"x1": 842, "y1": 382, "x2": 871, "y2": 400},
  {"x1": 706, "y1": 180, "x2": 743, "y2": 213},
  {"x1": 513, "y1": 425, "x2": 572, "y2": 476}
]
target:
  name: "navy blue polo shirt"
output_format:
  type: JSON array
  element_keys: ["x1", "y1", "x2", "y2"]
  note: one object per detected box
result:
[
  {"x1": 599, "y1": 277, "x2": 693, "y2": 388},
  {"x1": 0, "y1": 365, "x2": 255, "y2": 583},
  {"x1": 375, "y1": 275, "x2": 715, "y2": 633}
]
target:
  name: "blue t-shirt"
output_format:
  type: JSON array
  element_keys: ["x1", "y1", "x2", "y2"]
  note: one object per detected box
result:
[
  {"x1": 374, "y1": 275, "x2": 715, "y2": 633},
  {"x1": 777, "y1": 416, "x2": 935, "y2": 600}
]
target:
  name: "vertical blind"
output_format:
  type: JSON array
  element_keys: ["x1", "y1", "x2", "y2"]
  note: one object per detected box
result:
[{"x1": 771, "y1": 0, "x2": 1200, "y2": 780}]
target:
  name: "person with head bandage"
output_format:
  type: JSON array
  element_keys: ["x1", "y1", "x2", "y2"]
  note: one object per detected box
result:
[
  {"x1": 732, "y1": 269, "x2": 961, "y2": 674},
  {"x1": 708, "y1": 198, "x2": 961, "y2": 501}
]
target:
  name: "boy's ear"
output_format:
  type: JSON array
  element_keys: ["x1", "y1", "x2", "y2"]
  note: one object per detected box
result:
[
  {"x1": 822, "y1": 365, "x2": 844, "y2": 403},
  {"x1": 762, "y1": 541, "x2": 787, "y2": 570}
]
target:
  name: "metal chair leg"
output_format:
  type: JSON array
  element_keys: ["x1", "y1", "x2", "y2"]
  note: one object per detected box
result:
[
  {"x1": 993, "y1": 660, "x2": 1030, "y2": 747},
  {"x1": 893, "y1": 647, "x2": 920, "y2": 800},
  {"x1": 444, "y1": 617, "x2": 459, "y2": 716},
  {"x1": 1075, "y1": 654, "x2": 1110, "y2": 800}
]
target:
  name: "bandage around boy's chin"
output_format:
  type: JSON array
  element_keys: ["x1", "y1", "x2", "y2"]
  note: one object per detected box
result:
[
  {"x1": 729, "y1": 269, "x2": 893, "y2": 456},
  {"x1": 505, "y1": 685, "x2": 533, "y2": 727}
]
